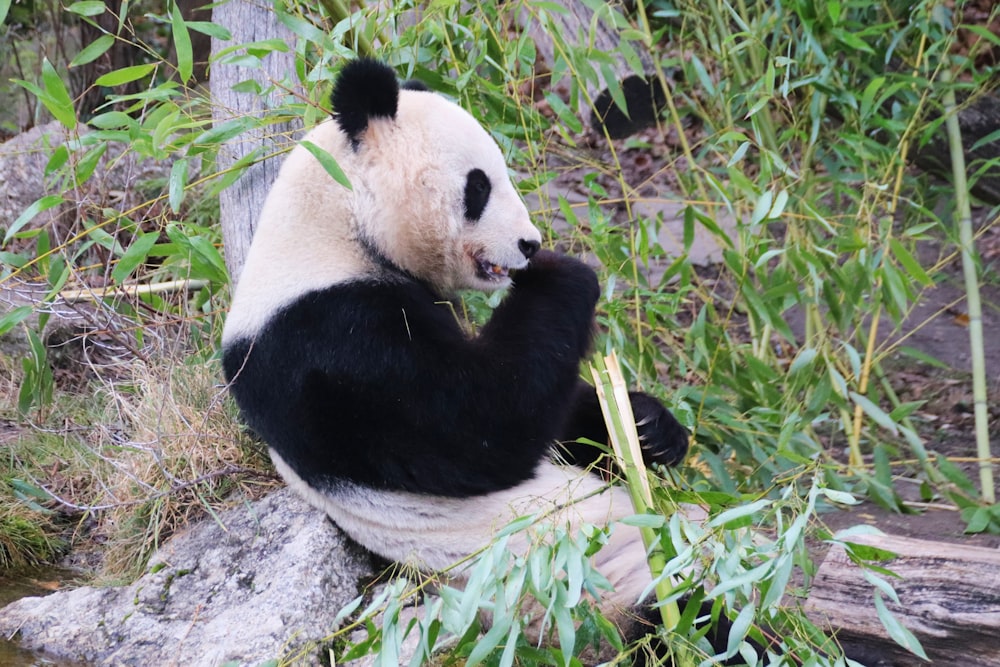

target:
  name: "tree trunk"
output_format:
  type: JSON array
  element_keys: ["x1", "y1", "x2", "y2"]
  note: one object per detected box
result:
[
  {"x1": 209, "y1": 1, "x2": 301, "y2": 286},
  {"x1": 805, "y1": 533, "x2": 1000, "y2": 666}
]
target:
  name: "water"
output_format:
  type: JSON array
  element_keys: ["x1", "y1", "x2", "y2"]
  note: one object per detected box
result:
[{"x1": 0, "y1": 569, "x2": 89, "y2": 666}]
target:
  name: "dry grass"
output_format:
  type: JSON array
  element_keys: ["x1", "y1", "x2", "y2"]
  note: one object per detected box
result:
[
  {"x1": 87, "y1": 358, "x2": 277, "y2": 579},
  {"x1": 1, "y1": 346, "x2": 277, "y2": 579}
]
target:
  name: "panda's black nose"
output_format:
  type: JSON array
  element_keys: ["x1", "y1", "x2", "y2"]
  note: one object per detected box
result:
[{"x1": 519, "y1": 239, "x2": 540, "y2": 259}]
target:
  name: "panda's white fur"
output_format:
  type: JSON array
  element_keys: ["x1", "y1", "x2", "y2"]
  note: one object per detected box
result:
[{"x1": 222, "y1": 59, "x2": 715, "y2": 663}]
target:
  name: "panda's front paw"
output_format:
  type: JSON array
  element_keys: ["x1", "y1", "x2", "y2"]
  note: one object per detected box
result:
[
  {"x1": 629, "y1": 392, "x2": 689, "y2": 468},
  {"x1": 514, "y1": 250, "x2": 600, "y2": 303}
]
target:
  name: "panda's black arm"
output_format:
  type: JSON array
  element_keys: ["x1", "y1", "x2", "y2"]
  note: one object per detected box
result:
[
  {"x1": 480, "y1": 251, "x2": 689, "y2": 470},
  {"x1": 557, "y1": 381, "x2": 691, "y2": 472},
  {"x1": 361, "y1": 251, "x2": 608, "y2": 495}
]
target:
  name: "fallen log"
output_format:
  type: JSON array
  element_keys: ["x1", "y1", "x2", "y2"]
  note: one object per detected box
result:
[{"x1": 805, "y1": 533, "x2": 1000, "y2": 666}]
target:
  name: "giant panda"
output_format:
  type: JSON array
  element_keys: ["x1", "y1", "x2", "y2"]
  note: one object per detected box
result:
[{"x1": 222, "y1": 58, "x2": 746, "y2": 664}]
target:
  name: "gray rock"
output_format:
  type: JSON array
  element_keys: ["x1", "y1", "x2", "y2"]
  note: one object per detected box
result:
[
  {"x1": 0, "y1": 120, "x2": 176, "y2": 234},
  {"x1": 0, "y1": 488, "x2": 377, "y2": 666}
]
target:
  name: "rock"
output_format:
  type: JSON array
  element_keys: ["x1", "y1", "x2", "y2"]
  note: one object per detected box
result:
[
  {"x1": 0, "y1": 488, "x2": 377, "y2": 666},
  {"x1": 0, "y1": 121, "x2": 75, "y2": 233},
  {"x1": 0, "y1": 120, "x2": 175, "y2": 238}
]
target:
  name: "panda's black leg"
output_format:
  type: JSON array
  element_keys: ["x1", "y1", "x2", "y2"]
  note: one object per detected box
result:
[{"x1": 557, "y1": 382, "x2": 690, "y2": 473}]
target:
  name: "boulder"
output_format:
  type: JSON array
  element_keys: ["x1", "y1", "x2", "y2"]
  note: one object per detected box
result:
[{"x1": 0, "y1": 488, "x2": 377, "y2": 666}]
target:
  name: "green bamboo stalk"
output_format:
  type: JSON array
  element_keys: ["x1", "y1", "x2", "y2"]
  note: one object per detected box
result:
[
  {"x1": 934, "y1": 6, "x2": 995, "y2": 504},
  {"x1": 317, "y1": 0, "x2": 377, "y2": 58},
  {"x1": 590, "y1": 352, "x2": 683, "y2": 635}
]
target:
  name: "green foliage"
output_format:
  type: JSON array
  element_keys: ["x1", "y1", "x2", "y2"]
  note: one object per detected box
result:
[
  {"x1": 0, "y1": 483, "x2": 65, "y2": 568},
  {"x1": 1, "y1": 0, "x2": 997, "y2": 663}
]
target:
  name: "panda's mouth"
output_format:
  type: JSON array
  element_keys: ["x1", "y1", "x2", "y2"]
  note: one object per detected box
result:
[{"x1": 473, "y1": 254, "x2": 511, "y2": 282}]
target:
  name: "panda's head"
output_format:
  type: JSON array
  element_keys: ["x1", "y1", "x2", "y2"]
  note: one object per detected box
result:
[{"x1": 332, "y1": 59, "x2": 541, "y2": 294}]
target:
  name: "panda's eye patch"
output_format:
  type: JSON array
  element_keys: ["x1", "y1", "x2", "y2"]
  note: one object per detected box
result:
[{"x1": 463, "y1": 168, "x2": 492, "y2": 222}]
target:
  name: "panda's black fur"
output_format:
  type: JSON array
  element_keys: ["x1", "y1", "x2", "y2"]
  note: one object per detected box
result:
[
  {"x1": 222, "y1": 58, "x2": 754, "y2": 665},
  {"x1": 330, "y1": 57, "x2": 399, "y2": 145}
]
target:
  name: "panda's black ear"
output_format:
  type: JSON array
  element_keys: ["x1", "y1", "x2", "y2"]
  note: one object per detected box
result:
[{"x1": 331, "y1": 59, "x2": 399, "y2": 145}]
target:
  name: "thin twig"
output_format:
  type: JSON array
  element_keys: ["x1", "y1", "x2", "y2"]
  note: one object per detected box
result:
[{"x1": 26, "y1": 465, "x2": 275, "y2": 513}]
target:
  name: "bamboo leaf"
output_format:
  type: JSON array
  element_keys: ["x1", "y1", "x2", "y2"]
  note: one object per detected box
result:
[
  {"x1": 874, "y1": 592, "x2": 929, "y2": 659},
  {"x1": 862, "y1": 570, "x2": 900, "y2": 604},
  {"x1": 169, "y1": 158, "x2": 189, "y2": 213},
  {"x1": 465, "y1": 615, "x2": 509, "y2": 666},
  {"x1": 88, "y1": 110, "x2": 135, "y2": 130},
  {"x1": 750, "y1": 190, "x2": 773, "y2": 225},
  {"x1": 45, "y1": 145, "x2": 70, "y2": 175},
  {"x1": 112, "y1": 232, "x2": 159, "y2": 283},
  {"x1": 726, "y1": 603, "x2": 755, "y2": 656},
  {"x1": 170, "y1": 0, "x2": 193, "y2": 83},
  {"x1": 935, "y1": 453, "x2": 978, "y2": 495},
  {"x1": 71, "y1": 34, "x2": 115, "y2": 67},
  {"x1": 889, "y1": 239, "x2": 933, "y2": 286},
  {"x1": 963, "y1": 507, "x2": 991, "y2": 534},
  {"x1": 187, "y1": 236, "x2": 229, "y2": 283},
  {"x1": 897, "y1": 345, "x2": 948, "y2": 369},
  {"x1": 67, "y1": 0, "x2": 105, "y2": 15},
  {"x1": 301, "y1": 140, "x2": 353, "y2": 190},
  {"x1": 95, "y1": 63, "x2": 157, "y2": 87},
  {"x1": 819, "y1": 488, "x2": 859, "y2": 505},
  {"x1": 189, "y1": 116, "x2": 257, "y2": 153},
  {"x1": 970, "y1": 127, "x2": 1000, "y2": 151},
  {"x1": 789, "y1": 347, "x2": 817, "y2": 375},
  {"x1": 859, "y1": 76, "x2": 885, "y2": 119},
  {"x1": 4, "y1": 195, "x2": 65, "y2": 244},
  {"x1": 74, "y1": 143, "x2": 107, "y2": 186},
  {"x1": 849, "y1": 392, "x2": 898, "y2": 435},
  {"x1": 185, "y1": 21, "x2": 232, "y2": 40},
  {"x1": 0, "y1": 306, "x2": 32, "y2": 335},
  {"x1": 707, "y1": 499, "x2": 771, "y2": 529},
  {"x1": 40, "y1": 59, "x2": 77, "y2": 128}
]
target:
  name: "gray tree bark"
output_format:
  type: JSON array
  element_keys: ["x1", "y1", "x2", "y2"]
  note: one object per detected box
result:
[{"x1": 210, "y1": 0, "x2": 302, "y2": 286}]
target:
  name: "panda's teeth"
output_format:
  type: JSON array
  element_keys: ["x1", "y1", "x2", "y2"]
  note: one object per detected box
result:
[{"x1": 474, "y1": 255, "x2": 509, "y2": 281}]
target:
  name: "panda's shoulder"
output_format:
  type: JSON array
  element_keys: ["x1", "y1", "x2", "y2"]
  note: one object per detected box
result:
[
  {"x1": 268, "y1": 278, "x2": 454, "y2": 338},
  {"x1": 275, "y1": 279, "x2": 411, "y2": 319}
]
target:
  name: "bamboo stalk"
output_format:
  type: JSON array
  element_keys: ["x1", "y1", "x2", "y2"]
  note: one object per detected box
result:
[
  {"x1": 848, "y1": 302, "x2": 882, "y2": 469},
  {"x1": 590, "y1": 352, "x2": 681, "y2": 633},
  {"x1": 59, "y1": 279, "x2": 210, "y2": 303},
  {"x1": 934, "y1": 7, "x2": 995, "y2": 504},
  {"x1": 316, "y1": 0, "x2": 378, "y2": 58}
]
